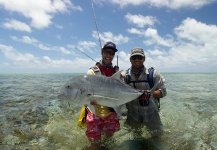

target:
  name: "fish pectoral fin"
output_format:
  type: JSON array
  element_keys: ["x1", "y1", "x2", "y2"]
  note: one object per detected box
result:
[
  {"x1": 111, "y1": 70, "x2": 123, "y2": 81},
  {"x1": 113, "y1": 106, "x2": 122, "y2": 118},
  {"x1": 89, "y1": 95, "x2": 119, "y2": 101},
  {"x1": 87, "y1": 104, "x2": 95, "y2": 114}
]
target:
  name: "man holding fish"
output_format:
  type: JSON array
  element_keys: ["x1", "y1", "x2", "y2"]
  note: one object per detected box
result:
[
  {"x1": 58, "y1": 45, "x2": 167, "y2": 149},
  {"x1": 121, "y1": 47, "x2": 167, "y2": 139},
  {"x1": 85, "y1": 41, "x2": 120, "y2": 147}
]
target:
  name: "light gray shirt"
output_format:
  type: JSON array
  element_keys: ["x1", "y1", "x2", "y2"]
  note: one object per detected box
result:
[{"x1": 121, "y1": 66, "x2": 167, "y2": 123}]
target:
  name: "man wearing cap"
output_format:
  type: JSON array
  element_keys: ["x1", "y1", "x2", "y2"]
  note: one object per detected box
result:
[
  {"x1": 121, "y1": 47, "x2": 167, "y2": 139},
  {"x1": 85, "y1": 42, "x2": 120, "y2": 147}
]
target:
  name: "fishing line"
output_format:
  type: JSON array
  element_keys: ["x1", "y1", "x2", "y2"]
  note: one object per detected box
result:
[
  {"x1": 72, "y1": 1, "x2": 99, "y2": 63},
  {"x1": 91, "y1": 0, "x2": 102, "y2": 48},
  {"x1": 76, "y1": 1, "x2": 119, "y2": 66},
  {"x1": 75, "y1": 46, "x2": 97, "y2": 63},
  {"x1": 91, "y1": 1, "x2": 119, "y2": 67}
]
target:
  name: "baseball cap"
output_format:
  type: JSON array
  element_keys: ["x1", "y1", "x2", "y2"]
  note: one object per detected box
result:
[
  {"x1": 130, "y1": 47, "x2": 145, "y2": 58},
  {"x1": 102, "y1": 42, "x2": 118, "y2": 52}
]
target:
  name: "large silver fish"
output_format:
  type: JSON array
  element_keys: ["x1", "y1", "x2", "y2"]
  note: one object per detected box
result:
[{"x1": 58, "y1": 71, "x2": 159, "y2": 115}]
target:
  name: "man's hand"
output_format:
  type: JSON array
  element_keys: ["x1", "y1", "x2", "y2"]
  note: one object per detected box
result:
[
  {"x1": 138, "y1": 90, "x2": 151, "y2": 106},
  {"x1": 90, "y1": 100, "x2": 97, "y2": 105}
]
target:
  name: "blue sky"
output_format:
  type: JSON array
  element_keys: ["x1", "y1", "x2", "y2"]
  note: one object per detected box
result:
[{"x1": 0, "y1": 0, "x2": 217, "y2": 73}]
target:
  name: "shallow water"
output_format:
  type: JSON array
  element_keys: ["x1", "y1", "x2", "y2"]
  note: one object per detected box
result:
[{"x1": 0, "y1": 73, "x2": 216, "y2": 150}]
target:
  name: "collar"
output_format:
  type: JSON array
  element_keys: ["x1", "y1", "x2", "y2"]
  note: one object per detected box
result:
[
  {"x1": 99, "y1": 60, "x2": 113, "y2": 68},
  {"x1": 131, "y1": 65, "x2": 145, "y2": 77}
]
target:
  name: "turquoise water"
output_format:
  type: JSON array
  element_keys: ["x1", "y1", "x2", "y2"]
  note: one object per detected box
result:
[{"x1": 0, "y1": 73, "x2": 216, "y2": 149}]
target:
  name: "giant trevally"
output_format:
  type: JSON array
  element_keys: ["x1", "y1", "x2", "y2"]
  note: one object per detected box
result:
[{"x1": 58, "y1": 71, "x2": 159, "y2": 116}]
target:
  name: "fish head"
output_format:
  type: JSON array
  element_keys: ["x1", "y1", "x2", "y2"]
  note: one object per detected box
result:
[{"x1": 58, "y1": 76, "x2": 88, "y2": 104}]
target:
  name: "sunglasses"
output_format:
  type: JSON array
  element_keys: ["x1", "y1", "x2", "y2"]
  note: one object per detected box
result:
[
  {"x1": 131, "y1": 55, "x2": 144, "y2": 60},
  {"x1": 102, "y1": 49, "x2": 115, "y2": 56}
]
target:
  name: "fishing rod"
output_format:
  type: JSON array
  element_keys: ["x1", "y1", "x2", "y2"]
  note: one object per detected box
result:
[
  {"x1": 91, "y1": 0, "x2": 102, "y2": 48},
  {"x1": 117, "y1": 55, "x2": 118, "y2": 67},
  {"x1": 73, "y1": 0, "x2": 99, "y2": 64},
  {"x1": 76, "y1": 1, "x2": 119, "y2": 66},
  {"x1": 91, "y1": 1, "x2": 119, "y2": 68}
]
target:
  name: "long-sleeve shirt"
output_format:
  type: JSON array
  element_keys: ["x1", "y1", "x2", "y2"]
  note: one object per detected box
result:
[{"x1": 121, "y1": 66, "x2": 167, "y2": 123}]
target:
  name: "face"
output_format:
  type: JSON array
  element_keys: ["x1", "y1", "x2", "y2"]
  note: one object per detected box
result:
[
  {"x1": 130, "y1": 55, "x2": 145, "y2": 69},
  {"x1": 102, "y1": 49, "x2": 115, "y2": 65}
]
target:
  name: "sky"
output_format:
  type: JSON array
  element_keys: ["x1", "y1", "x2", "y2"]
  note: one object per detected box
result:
[{"x1": 0, "y1": 0, "x2": 217, "y2": 73}]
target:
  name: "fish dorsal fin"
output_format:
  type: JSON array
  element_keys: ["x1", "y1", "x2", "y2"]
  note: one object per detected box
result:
[{"x1": 111, "y1": 70, "x2": 123, "y2": 81}]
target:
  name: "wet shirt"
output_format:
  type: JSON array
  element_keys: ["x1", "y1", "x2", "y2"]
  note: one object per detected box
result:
[{"x1": 122, "y1": 66, "x2": 167, "y2": 123}]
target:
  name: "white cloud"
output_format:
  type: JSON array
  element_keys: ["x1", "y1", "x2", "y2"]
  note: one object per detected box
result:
[
  {"x1": 2, "y1": 19, "x2": 31, "y2": 32},
  {"x1": 77, "y1": 41, "x2": 97, "y2": 53},
  {"x1": 11, "y1": 35, "x2": 38, "y2": 44},
  {"x1": 0, "y1": 0, "x2": 82, "y2": 29},
  {"x1": 128, "y1": 27, "x2": 173, "y2": 47},
  {"x1": 118, "y1": 50, "x2": 130, "y2": 62},
  {"x1": 92, "y1": 31, "x2": 129, "y2": 45},
  {"x1": 171, "y1": 18, "x2": 217, "y2": 61},
  {"x1": 152, "y1": 19, "x2": 217, "y2": 71},
  {"x1": 125, "y1": 13, "x2": 157, "y2": 28},
  {"x1": 126, "y1": 17, "x2": 217, "y2": 72},
  {"x1": 11, "y1": 35, "x2": 74, "y2": 53},
  {"x1": 78, "y1": 41, "x2": 97, "y2": 49},
  {"x1": 98, "y1": 0, "x2": 215, "y2": 9},
  {"x1": 0, "y1": 43, "x2": 93, "y2": 73},
  {"x1": 66, "y1": 41, "x2": 98, "y2": 56},
  {"x1": 127, "y1": 28, "x2": 143, "y2": 35},
  {"x1": 0, "y1": 44, "x2": 40, "y2": 63},
  {"x1": 0, "y1": 42, "x2": 131, "y2": 73},
  {"x1": 144, "y1": 28, "x2": 174, "y2": 47},
  {"x1": 43, "y1": 57, "x2": 72, "y2": 65},
  {"x1": 147, "y1": 49, "x2": 165, "y2": 56},
  {"x1": 22, "y1": 36, "x2": 39, "y2": 44},
  {"x1": 41, "y1": 56, "x2": 95, "y2": 72},
  {"x1": 58, "y1": 47, "x2": 71, "y2": 54},
  {"x1": 174, "y1": 18, "x2": 217, "y2": 44},
  {"x1": 38, "y1": 44, "x2": 51, "y2": 51},
  {"x1": 43, "y1": 56, "x2": 52, "y2": 62}
]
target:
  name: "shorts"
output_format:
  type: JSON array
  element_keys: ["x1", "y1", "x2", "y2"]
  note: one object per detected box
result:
[{"x1": 85, "y1": 112, "x2": 120, "y2": 141}]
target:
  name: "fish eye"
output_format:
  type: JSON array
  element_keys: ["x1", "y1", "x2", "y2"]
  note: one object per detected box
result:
[{"x1": 66, "y1": 85, "x2": 70, "y2": 89}]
